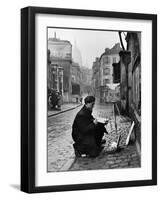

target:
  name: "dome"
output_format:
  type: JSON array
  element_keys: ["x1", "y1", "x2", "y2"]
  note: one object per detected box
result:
[{"x1": 72, "y1": 41, "x2": 82, "y2": 67}]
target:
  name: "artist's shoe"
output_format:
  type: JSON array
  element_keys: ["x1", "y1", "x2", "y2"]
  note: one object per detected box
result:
[
  {"x1": 73, "y1": 144, "x2": 81, "y2": 157},
  {"x1": 99, "y1": 145, "x2": 104, "y2": 152},
  {"x1": 74, "y1": 149, "x2": 82, "y2": 157}
]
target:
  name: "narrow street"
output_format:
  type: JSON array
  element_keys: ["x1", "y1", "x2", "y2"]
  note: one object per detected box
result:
[
  {"x1": 47, "y1": 28, "x2": 141, "y2": 174},
  {"x1": 48, "y1": 103, "x2": 140, "y2": 172}
]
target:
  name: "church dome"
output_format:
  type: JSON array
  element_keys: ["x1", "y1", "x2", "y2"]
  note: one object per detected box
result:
[{"x1": 72, "y1": 41, "x2": 82, "y2": 67}]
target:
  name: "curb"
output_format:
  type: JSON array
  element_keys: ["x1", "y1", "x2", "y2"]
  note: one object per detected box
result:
[{"x1": 48, "y1": 104, "x2": 82, "y2": 118}]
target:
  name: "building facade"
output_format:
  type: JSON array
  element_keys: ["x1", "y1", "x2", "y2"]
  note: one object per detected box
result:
[
  {"x1": 99, "y1": 43, "x2": 122, "y2": 103},
  {"x1": 71, "y1": 61, "x2": 82, "y2": 102},
  {"x1": 119, "y1": 33, "x2": 141, "y2": 117},
  {"x1": 47, "y1": 49, "x2": 53, "y2": 90},
  {"x1": 118, "y1": 32, "x2": 141, "y2": 149},
  {"x1": 72, "y1": 41, "x2": 83, "y2": 67},
  {"x1": 48, "y1": 35, "x2": 72, "y2": 102},
  {"x1": 91, "y1": 57, "x2": 101, "y2": 101},
  {"x1": 81, "y1": 67, "x2": 93, "y2": 95},
  {"x1": 126, "y1": 32, "x2": 141, "y2": 116},
  {"x1": 126, "y1": 32, "x2": 141, "y2": 148}
]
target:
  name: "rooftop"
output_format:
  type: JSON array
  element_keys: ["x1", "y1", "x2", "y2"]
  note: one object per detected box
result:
[{"x1": 100, "y1": 43, "x2": 122, "y2": 60}]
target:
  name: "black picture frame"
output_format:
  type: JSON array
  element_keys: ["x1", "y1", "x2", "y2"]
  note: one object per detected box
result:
[{"x1": 21, "y1": 6, "x2": 157, "y2": 193}]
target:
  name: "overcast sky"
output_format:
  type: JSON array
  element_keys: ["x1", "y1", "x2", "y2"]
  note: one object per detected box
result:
[{"x1": 48, "y1": 27, "x2": 124, "y2": 68}]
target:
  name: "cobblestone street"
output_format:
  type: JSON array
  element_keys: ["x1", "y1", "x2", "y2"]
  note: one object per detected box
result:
[
  {"x1": 48, "y1": 103, "x2": 140, "y2": 172},
  {"x1": 69, "y1": 144, "x2": 139, "y2": 171},
  {"x1": 48, "y1": 105, "x2": 82, "y2": 172}
]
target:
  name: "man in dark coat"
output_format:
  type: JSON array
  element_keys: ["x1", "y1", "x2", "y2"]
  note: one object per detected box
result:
[{"x1": 72, "y1": 96, "x2": 108, "y2": 158}]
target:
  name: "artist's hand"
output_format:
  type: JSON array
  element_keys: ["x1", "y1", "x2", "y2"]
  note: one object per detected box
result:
[
  {"x1": 104, "y1": 119, "x2": 109, "y2": 125},
  {"x1": 93, "y1": 119, "x2": 98, "y2": 125}
]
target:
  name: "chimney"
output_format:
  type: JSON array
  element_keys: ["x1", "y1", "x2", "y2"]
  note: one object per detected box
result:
[{"x1": 105, "y1": 48, "x2": 110, "y2": 54}]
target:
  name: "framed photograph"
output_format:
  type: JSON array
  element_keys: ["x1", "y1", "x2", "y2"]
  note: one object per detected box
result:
[{"x1": 21, "y1": 6, "x2": 157, "y2": 193}]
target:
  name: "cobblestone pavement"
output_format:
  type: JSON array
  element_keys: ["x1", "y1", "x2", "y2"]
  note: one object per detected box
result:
[
  {"x1": 69, "y1": 144, "x2": 140, "y2": 171},
  {"x1": 69, "y1": 105, "x2": 141, "y2": 171},
  {"x1": 48, "y1": 103, "x2": 140, "y2": 172},
  {"x1": 48, "y1": 106, "x2": 83, "y2": 172}
]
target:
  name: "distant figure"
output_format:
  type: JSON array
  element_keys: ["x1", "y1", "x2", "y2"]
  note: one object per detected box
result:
[
  {"x1": 80, "y1": 97, "x2": 83, "y2": 104},
  {"x1": 50, "y1": 89, "x2": 58, "y2": 109},
  {"x1": 72, "y1": 96, "x2": 108, "y2": 158},
  {"x1": 57, "y1": 92, "x2": 62, "y2": 110}
]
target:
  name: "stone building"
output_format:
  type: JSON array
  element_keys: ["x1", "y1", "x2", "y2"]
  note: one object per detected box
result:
[
  {"x1": 100, "y1": 43, "x2": 121, "y2": 84},
  {"x1": 49, "y1": 63, "x2": 64, "y2": 95},
  {"x1": 126, "y1": 32, "x2": 141, "y2": 149},
  {"x1": 48, "y1": 35, "x2": 72, "y2": 102},
  {"x1": 99, "y1": 43, "x2": 122, "y2": 103},
  {"x1": 48, "y1": 33, "x2": 72, "y2": 59},
  {"x1": 119, "y1": 33, "x2": 141, "y2": 116},
  {"x1": 81, "y1": 67, "x2": 93, "y2": 95},
  {"x1": 118, "y1": 32, "x2": 141, "y2": 150},
  {"x1": 72, "y1": 41, "x2": 83, "y2": 67},
  {"x1": 119, "y1": 51, "x2": 131, "y2": 112},
  {"x1": 47, "y1": 49, "x2": 52, "y2": 90},
  {"x1": 91, "y1": 57, "x2": 101, "y2": 101},
  {"x1": 71, "y1": 61, "x2": 82, "y2": 102},
  {"x1": 113, "y1": 62, "x2": 121, "y2": 83},
  {"x1": 126, "y1": 32, "x2": 141, "y2": 116}
]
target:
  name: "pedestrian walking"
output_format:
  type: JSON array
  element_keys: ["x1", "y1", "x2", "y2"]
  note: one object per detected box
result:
[{"x1": 80, "y1": 97, "x2": 83, "y2": 104}]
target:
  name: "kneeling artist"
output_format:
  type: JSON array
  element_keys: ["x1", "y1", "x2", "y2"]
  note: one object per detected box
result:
[{"x1": 72, "y1": 96, "x2": 108, "y2": 158}]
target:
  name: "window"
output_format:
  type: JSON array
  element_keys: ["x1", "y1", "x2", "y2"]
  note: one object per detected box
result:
[
  {"x1": 72, "y1": 75, "x2": 76, "y2": 82},
  {"x1": 103, "y1": 68, "x2": 110, "y2": 75},
  {"x1": 103, "y1": 79, "x2": 110, "y2": 85},
  {"x1": 103, "y1": 56, "x2": 110, "y2": 64},
  {"x1": 113, "y1": 57, "x2": 117, "y2": 63}
]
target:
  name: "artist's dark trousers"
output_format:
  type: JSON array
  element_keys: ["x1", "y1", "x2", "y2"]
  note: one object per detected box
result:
[
  {"x1": 74, "y1": 123, "x2": 105, "y2": 157},
  {"x1": 95, "y1": 122, "x2": 105, "y2": 146}
]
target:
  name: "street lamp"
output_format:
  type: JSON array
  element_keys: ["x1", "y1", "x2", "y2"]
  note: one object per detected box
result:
[{"x1": 58, "y1": 67, "x2": 64, "y2": 95}]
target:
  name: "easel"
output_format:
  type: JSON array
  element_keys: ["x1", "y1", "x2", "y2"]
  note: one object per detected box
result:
[
  {"x1": 113, "y1": 102, "x2": 117, "y2": 135},
  {"x1": 112, "y1": 102, "x2": 134, "y2": 150},
  {"x1": 113, "y1": 102, "x2": 121, "y2": 149},
  {"x1": 107, "y1": 103, "x2": 118, "y2": 132}
]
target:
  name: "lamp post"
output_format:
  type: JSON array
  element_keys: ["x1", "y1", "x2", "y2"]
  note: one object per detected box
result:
[
  {"x1": 51, "y1": 64, "x2": 58, "y2": 90},
  {"x1": 58, "y1": 67, "x2": 64, "y2": 96}
]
